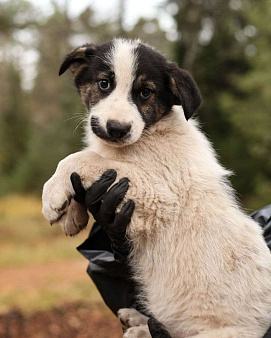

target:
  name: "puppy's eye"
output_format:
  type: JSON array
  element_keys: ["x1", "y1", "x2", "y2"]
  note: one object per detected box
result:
[
  {"x1": 99, "y1": 79, "x2": 110, "y2": 91},
  {"x1": 140, "y1": 88, "x2": 152, "y2": 99}
]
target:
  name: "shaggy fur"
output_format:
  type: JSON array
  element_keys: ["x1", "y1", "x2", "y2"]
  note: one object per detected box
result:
[{"x1": 42, "y1": 39, "x2": 271, "y2": 338}]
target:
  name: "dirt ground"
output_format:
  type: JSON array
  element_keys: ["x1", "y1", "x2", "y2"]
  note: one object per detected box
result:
[
  {"x1": 0, "y1": 259, "x2": 87, "y2": 292},
  {"x1": 0, "y1": 259, "x2": 123, "y2": 337},
  {"x1": 0, "y1": 302, "x2": 122, "y2": 338}
]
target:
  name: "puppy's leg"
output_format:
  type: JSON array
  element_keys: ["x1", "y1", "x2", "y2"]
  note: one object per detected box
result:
[
  {"x1": 42, "y1": 150, "x2": 110, "y2": 235},
  {"x1": 123, "y1": 325, "x2": 151, "y2": 338},
  {"x1": 187, "y1": 326, "x2": 259, "y2": 338},
  {"x1": 118, "y1": 308, "x2": 149, "y2": 329}
]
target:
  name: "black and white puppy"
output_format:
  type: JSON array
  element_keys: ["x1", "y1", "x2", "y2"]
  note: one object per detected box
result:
[{"x1": 42, "y1": 39, "x2": 271, "y2": 338}]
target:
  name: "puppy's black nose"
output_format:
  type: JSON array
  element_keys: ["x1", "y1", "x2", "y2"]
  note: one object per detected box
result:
[{"x1": 106, "y1": 120, "x2": 131, "y2": 139}]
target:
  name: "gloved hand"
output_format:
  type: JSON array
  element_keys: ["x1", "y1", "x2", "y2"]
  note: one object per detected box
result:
[{"x1": 70, "y1": 169, "x2": 135, "y2": 262}]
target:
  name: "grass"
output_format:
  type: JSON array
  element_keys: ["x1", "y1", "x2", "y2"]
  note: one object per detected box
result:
[
  {"x1": 0, "y1": 277, "x2": 104, "y2": 314},
  {"x1": 0, "y1": 194, "x2": 108, "y2": 315},
  {"x1": 0, "y1": 194, "x2": 91, "y2": 266}
]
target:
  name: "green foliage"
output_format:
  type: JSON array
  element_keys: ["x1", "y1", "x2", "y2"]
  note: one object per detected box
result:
[
  {"x1": 0, "y1": 65, "x2": 29, "y2": 174},
  {"x1": 170, "y1": 0, "x2": 271, "y2": 209},
  {"x1": 0, "y1": 0, "x2": 270, "y2": 210}
]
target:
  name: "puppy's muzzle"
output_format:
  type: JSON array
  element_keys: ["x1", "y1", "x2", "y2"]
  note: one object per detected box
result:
[
  {"x1": 106, "y1": 120, "x2": 131, "y2": 140},
  {"x1": 91, "y1": 116, "x2": 132, "y2": 143}
]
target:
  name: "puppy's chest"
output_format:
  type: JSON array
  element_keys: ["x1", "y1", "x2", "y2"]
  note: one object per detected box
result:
[
  {"x1": 116, "y1": 157, "x2": 185, "y2": 240},
  {"x1": 125, "y1": 155, "x2": 182, "y2": 204},
  {"x1": 99, "y1": 136, "x2": 187, "y2": 223}
]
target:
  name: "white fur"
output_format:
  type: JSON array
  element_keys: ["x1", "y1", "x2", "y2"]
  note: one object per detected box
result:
[
  {"x1": 42, "y1": 106, "x2": 271, "y2": 338},
  {"x1": 88, "y1": 39, "x2": 145, "y2": 146},
  {"x1": 118, "y1": 308, "x2": 149, "y2": 328},
  {"x1": 124, "y1": 325, "x2": 151, "y2": 338}
]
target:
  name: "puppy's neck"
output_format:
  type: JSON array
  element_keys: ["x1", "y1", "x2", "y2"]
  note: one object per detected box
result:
[{"x1": 87, "y1": 106, "x2": 187, "y2": 160}]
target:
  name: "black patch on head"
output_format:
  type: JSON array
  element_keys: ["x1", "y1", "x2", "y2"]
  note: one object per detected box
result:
[
  {"x1": 132, "y1": 43, "x2": 201, "y2": 125},
  {"x1": 59, "y1": 42, "x2": 116, "y2": 109},
  {"x1": 132, "y1": 44, "x2": 174, "y2": 128}
]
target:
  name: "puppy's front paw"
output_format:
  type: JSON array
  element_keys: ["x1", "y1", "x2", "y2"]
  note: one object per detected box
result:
[
  {"x1": 42, "y1": 175, "x2": 73, "y2": 225},
  {"x1": 118, "y1": 308, "x2": 149, "y2": 329},
  {"x1": 123, "y1": 325, "x2": 151, "y2": 338},
  {"x1": 58, "y1": 199, "x2": 89, "y2": 236}
]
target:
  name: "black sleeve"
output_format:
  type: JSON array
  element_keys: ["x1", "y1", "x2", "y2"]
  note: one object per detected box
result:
[
  {"x1": 250, "y1": 204, "x2": 271, "y2": 249},
  {"x1": 77, "y1": 223, "x2": 139, "y2": 316},
  {"x1": 251, "y1": 205, "x2": 271, "y2": 338}
]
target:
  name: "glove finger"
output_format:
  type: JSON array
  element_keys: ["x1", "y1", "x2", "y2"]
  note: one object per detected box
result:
[
  {"x1": 85, "y1": 169, "x2": 117, "y2": 214},
  {"x1": 102, "y1": 178, "x2": 130, "y2": 210},
  {"x1": 104, "y1": 200, "x2": 135, "y2": 256},
  {"x1": 98, "y1": 178, "x2": 130, "y2": 224},
  {"x1": 70, "y1": 172, "x2": 86, "y2": 205},
  {"x1": 110, "y1": 199, "x2": 135, "y2": 234}
]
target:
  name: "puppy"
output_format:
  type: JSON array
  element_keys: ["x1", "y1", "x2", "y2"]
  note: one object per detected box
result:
[{"x1": 42, "y1": 39, "x2": 271, "y2": 338}]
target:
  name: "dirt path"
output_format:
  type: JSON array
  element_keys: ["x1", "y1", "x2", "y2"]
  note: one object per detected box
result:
[
  {"x1": 0, "y1": 303, "x2": 122, "y2": 338},
  {"x1": 0, "y1": 260, "x2": 122, "y2": 337},
  {"x1": 0, "y1": 259, "x2": 87, "y2": 292}
]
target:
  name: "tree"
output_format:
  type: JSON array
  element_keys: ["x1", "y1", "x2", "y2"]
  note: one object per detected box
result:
[
  {"x1": 220, "y1": 0, "x2": 271, "y2": 208},
  {"x1": 168, "y1": 0, "x2": 271, "y2": 209},
  {"x1": 19, "y1": 2, "x2": 84, "y2": 192},
  {"x1": 0, "y1": 0, "x2": 34, "y2": 193},
  {"x1": 0, "y1": 64, "x2": 29, "y2": 190}
]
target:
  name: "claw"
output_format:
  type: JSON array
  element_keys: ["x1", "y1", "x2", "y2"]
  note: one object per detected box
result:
[
  {"x1": 56, "y1": 200, "x2": 69, "y2": 212},
  {"x1": 50, "y1": 210, "x2": 66, "y2": 223}
]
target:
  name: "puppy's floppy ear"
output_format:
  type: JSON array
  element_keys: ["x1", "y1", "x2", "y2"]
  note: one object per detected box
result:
[
  {"x1": 168, "y1": 63, "x2": 202, "y2": 120},
  {"x1": 59, "y1": 44, "x2": 96, "y2": 76}
]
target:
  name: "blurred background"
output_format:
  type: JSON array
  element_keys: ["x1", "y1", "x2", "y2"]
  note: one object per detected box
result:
[{"x1": 0, "y1": 0, "x2": 270, "y2": 336}]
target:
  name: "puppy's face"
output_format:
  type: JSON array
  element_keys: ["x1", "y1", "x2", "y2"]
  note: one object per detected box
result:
[{"x1": 59, "y1": 39, "x2": 201, "y2": 147}]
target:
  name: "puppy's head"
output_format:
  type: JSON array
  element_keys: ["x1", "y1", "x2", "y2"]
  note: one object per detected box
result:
[{"x1": 59, "y1": 39, "x2": 201, "y2": 146}]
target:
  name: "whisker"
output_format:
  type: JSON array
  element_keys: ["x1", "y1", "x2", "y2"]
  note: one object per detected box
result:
[
  {"x1": 73, "y1": 119, "x2": 86, "y2": 137},
  {"x1": 65, "y1": 115, "x2": 82, "y2": 122},
  {"x1": 65, "y1": 111, "x2": 86, "y2": 123}
]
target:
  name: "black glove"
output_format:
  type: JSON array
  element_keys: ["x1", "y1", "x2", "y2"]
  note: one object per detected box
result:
[{"x1": 71, "y1": 170, "x2": 135, "y2": 262}]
